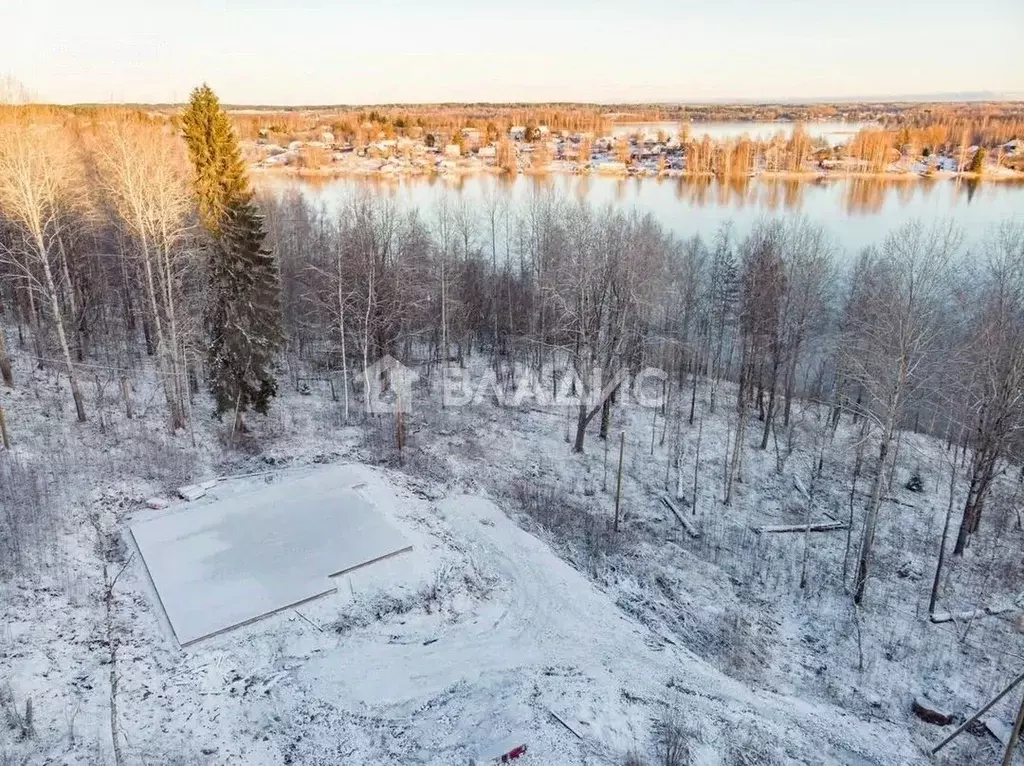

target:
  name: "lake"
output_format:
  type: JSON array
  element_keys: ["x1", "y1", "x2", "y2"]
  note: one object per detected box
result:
[
  {"x1": 609, "y1": 121, "x2": 874, "y2": 145},
  {"x1": 258, "y1": 173, "x2": 1024, "y2": 256}
]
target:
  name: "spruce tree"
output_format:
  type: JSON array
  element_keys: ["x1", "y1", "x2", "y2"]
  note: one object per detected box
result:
[{"x1": 180, "y1": 84, "x2": 283, "y2": 430}]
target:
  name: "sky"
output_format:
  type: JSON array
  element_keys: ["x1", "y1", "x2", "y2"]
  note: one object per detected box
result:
[{"x1": 4, "y1": 0, "x2": 1023, "y2": 105}]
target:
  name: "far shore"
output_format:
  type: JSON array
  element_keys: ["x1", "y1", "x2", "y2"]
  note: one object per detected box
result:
[{"x1": 251, "y1": 164, "x2": 1024, "y2": 184}]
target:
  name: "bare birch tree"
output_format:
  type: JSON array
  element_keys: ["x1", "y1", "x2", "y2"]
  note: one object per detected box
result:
[
  {"x1": 0, "y1": 297, "x2": 12, "y2": 386},
  {"x1": 0, "y1": 123, "x2": 88, "y2": 421},
  {"x1": 98, "y1": 118, "x2": 193, "y2": 430},
  {"x1": 841, "y1": 220, "x2": 961, "y2": 604},
  {"x1": 952, "y1": 222, "x2": 1024, "y2": 554}
]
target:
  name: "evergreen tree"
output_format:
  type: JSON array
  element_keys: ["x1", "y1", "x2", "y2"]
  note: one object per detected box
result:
[
  {"x1": 180, "y1": 85, "x2": 250, "y2": 234},
  {"x1": 180, "y1": 84, "x2": 283, "y2": 429}
]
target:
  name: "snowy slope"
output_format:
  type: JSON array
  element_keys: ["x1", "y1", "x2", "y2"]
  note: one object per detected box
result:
[
  {"x1": 292, "y1": 489, "x2": 926, "y2": 765},
  {"x1": 5, "y1": 359, "x2": 1014, "y2": 765}
]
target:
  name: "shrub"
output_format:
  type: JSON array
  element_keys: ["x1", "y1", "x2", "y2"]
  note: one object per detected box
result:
[
  {"x1": 653, "y1": 710, "x2": 691, "y2": 766},
  {"x1": 725, "y1": 732, "x2": 783, "y2": 766},
  {"x1": 0, "y1": 453, "x2": 61, "y2": 579}
]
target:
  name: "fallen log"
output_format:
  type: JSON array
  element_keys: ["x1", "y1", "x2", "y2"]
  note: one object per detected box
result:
[
  {"x1": 549, "y1": 709, "x2": 583, "y2": 740},
  {"x1": 661, "y1": 496, "x2": 700, "y2": 538},
  {"x1": 929, "y1": 605, "x2": 1014, "y2": 624},
  {"x1": 753, "y1": 522, "x2": 848, "y2": 534}
]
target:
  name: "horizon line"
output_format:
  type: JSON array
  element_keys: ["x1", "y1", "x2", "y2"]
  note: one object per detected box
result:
[{"x1": 18, "y1": 91, "x2": 1024, "y2": 111}]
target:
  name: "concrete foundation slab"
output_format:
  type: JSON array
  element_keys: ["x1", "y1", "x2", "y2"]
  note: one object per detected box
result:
[{"x1": 131, "y1": 465, "x2": 410, "y2": 646}]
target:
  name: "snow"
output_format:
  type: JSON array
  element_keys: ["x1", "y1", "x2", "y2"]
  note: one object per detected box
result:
[
  {"x1": 287, "y1": 491, "x2": 925, "y2": 764},
  {"x1": 5, "y1": 350, "x2": 1024, "y2": 764},
  {"x1": 130, "y1": 465, "x2": 410, "y2": 645}
]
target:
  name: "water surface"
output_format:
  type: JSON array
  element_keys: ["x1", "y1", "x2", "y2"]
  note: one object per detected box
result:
[{"x1": 260, "y1": 173, "x2": 1024, "y2": 255}]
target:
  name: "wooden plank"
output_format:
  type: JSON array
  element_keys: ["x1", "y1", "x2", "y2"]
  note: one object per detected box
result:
[
  {"x1": 987, "y1": 717, "x2": 1011, "y2": 747},
  {"x1": 753, "y1": 522, "x2": 848, "y2": 534},
  {"x1": 661, "y1": 496, "x2": 700, "y2": 538}
]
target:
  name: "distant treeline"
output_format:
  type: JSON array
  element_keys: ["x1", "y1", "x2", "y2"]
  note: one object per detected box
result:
[
  {"x1": 219, "y1": 101, "x2": 1024, "y2": 143},
  {"x1": 1, "y1": 102, "x2": 1021, "y2": 178}
]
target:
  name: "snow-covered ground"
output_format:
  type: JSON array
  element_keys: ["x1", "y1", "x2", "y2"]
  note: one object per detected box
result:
[{"x1": 2, "y1": 354, "x2": 1023, "y2": 764}]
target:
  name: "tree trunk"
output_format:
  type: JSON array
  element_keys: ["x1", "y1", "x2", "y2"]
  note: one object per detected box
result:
[
  {"x1": 142, "y1": 318, "x2": 155, "y2": 356},
  {"x1": 0, "y1": 400, "x2": 10, "y2": 449},
  {"x1": 38, "y1": 240, "x2": 86, "y2": 422},
  {"x1": 953, "y1": 445, "x2": 998, "y2": 555},
  {"x1": 158, "y1": 233, "x2": 186, "y2": 431},
  {"x1": 573, "y1": 402, "x2": 590, "y2": 453},
  {"x1": 599, "y1": 396, "x2": 612, "y2": 440},
  {"x1": 56, "y1": 236, "x2": 82, "y2": 362},
  {"x1": 140, "y1": 237, "x2": 184, "y2": 431},
  {"x1": 929, "y1": 455, "x2": 958, "y2": 614},
  {"x1": 613, "y1": 431, "x2": 625, "y2": 532},
  {"x1": 688, "y1": 366, "x2": 698, "y2": 425},
  {"x1": 854, "y1": 421, "x2": 894, "y2": 605},
  {"x1": 363, "y1": 267, "x2": 375, "y2": 414},
  {"x1": 119, "y1": 377, "x2": 133, "y2": 420},
  {"x1": 0, "y1": 325, "x2": 12, "y2": 388},
  {"x1": 600, "y1": 385, "x2": 618, "y2": 440},
  {"x1": 336, "y1": 250, "x2": 350, "y2": 423},
  {"x1": 27, "y1": 289, "x2": 43, "y2": 369},
  {"x1": 760, "y1": 383, "x2": 777, "y2": 450},
  {"x1": 783, "y1": 355, "x2": 798, "y2": 427},
  {"x1": 724, "y1": 373, "x2": 748, "y2": 505}
]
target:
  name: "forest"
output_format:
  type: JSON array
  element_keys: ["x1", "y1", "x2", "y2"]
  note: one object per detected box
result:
[{"x1": 2, "y1": 105, "x2": 1021, "y2": 577}]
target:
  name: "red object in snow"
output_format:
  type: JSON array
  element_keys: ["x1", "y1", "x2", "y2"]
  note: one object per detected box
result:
[{"x1": 500, "y1": 743, "x2": 527, "y2": 761}]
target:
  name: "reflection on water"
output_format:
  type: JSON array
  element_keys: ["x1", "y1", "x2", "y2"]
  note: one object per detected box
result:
[{"x1": 260, "y1": 173, "x2": 1024, "y2": 253}]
